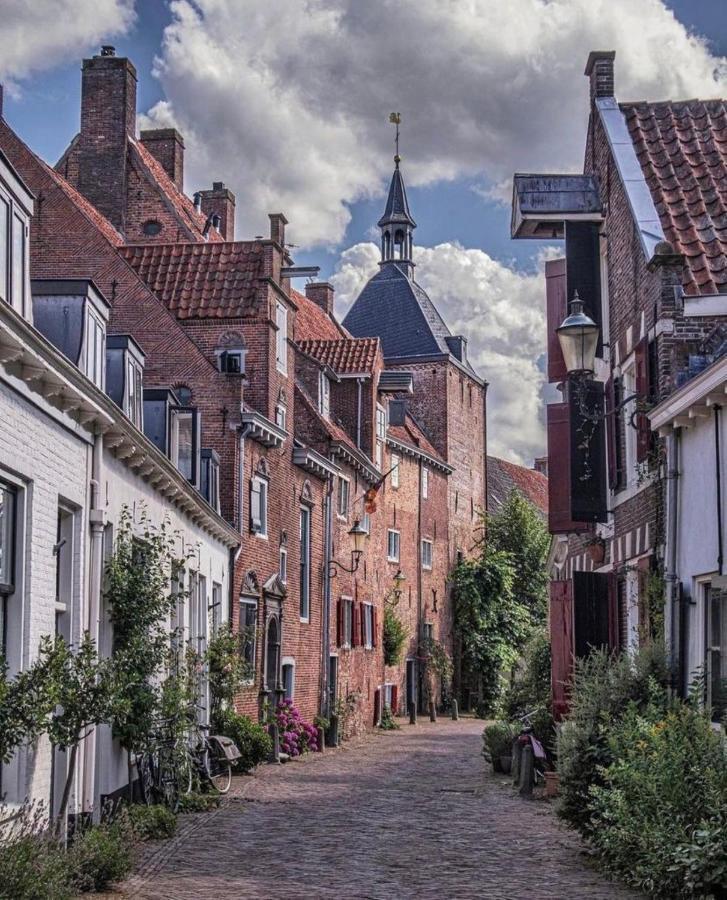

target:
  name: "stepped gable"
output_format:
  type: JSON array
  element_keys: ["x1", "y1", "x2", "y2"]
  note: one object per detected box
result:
[
  {"x1": 297, "y1": 337, "x2": 381, "y2": 374},
  {"x1": 623, "y1": 99, "x2": 727, "y2": 296},
  {"x1": 487, "y1": 455, "x2": 548, "y2": 517},
  {"x1": 120, "y1": 241, "x2": 266, "y2": 319},
  {"x1": 292, "y1": 288, "x2": 347, "y2": 341}
]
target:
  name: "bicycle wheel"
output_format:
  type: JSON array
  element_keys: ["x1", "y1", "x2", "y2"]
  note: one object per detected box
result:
[
  {"x1": 156, "y1": 750, "x2": 181, "y2": 813},
  {"x1": 178, "y1": 751, "x2": 195, "y2": 796},
  {"x1": 205, "y1": 746, "x2": 232, "y2": 794},
  {"x1": 136, "y1": 753, "x2": 154, "y2": 806}
]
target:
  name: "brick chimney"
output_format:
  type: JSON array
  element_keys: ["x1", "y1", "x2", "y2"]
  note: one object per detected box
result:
[
  {"x1": 140, "y1": 128, "x2": 185, "y2": 190},
  {"x1": 78, "y1": 46, "x2": 137, "y2": 231},
  {"x1": 199, "y1": 182, "x2": 236, "y2": 240},
  {"x1": 269, "y1": 212, "x2": 288, "y2": 247},
  {"x1": 305, "y1": 282, "x2": 335, "y2": 316},
  {"x1": 584, "y1": 51, "x2": 615, "y2": 104}
]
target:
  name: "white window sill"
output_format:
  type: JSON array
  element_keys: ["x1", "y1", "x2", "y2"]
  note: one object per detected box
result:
[
  {"x1": 387, "y1": 557, "x2": 399, "y2": 564},
  {"x1": 253, "y1": 532, "x2": 269, "y2": 541},
  {"x1": 299, "y1": 616, "x2": 310, "y2": 624},
  {"x1": 422, "y1": 565, "x2": 433, "y2": 571}
]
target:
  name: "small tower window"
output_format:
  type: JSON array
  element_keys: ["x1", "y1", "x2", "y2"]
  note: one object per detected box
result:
[{"x1": 143, "y1": 220, "x2": 162, "y2": 236}]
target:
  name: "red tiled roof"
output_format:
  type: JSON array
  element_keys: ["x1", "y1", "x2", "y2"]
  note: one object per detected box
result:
[
  {"x1": 130, "y1": 139, "x2": 223, "y2": 243},
  {"x1": 119, "y1": 241, "x2": 266, "y2": 318},
  {"x1": 297, "y1": 337, "x2": 381, "y2": 374},
  {"x1": 487, "y1": 456, "x2": 548, "y2": 517},
  {"x1": 389, "y1": 414, "x2": 445, "y2": 464},
  {"x1": 292, "y1": 288, "x2": 347, "y2": 341},
  {"x1": 623, "y1": 100, "x2": 727, "y2": 296}
]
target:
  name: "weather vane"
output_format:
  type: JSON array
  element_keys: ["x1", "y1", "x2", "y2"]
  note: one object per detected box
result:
[{"x1": 389, "y1": 112, "x2": 401, "y2": 162}]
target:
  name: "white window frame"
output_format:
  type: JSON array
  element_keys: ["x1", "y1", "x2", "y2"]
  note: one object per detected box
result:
[
  {"x1": 281, "y1": 657, "x2": 296, "y2": 700},
  {"x1": 318, "y1": 370, "x2": 330, "y2": 420},
  {"x1": 376, "y1": 404, "x2": 387, "y2": 440},
  {"x1": 337, "y1": 476, "x2": 349, "y2": 520},
  {"x1": 299, "y1": 505, "x2": 311, "y2": 622},
  {"x1": 621, "y1": 359, "x2": 638, "y2": 489},
  {"x1": 363, "y1": 602, "x2": 374, "y2": 649},
  {"x1": 239, "y1": 598, "x2": 258, "y2": 683},
  {"x1": 279, "y1": 546, "x2": 288, "y2": 584},
  {"x1": 361, "y1": 511, "x2": 371, "y2": 534},
  {"x1": 387, "y1": 529, "x2": 400, "y2": 563},
  {"x1": 341, "y1": 596, "x2": 353, "y2": 648},
  {"x1": 275, "y1": 403, "x2": 287, "y2": 431},
  {"x1": 390, "y1": 454, "x2": 400, "y2": 489},
  {"x1": 375, "y1": 441, "x2": 382, "y2": 470},
  {"x1": 421, "y1": 538, "x2": 433, "y2": 570},
  {"x1": 276, "y1": 301, "x2": 288, "y2": 374},
  {"x1": 422, "y1": 466, "x2": 429, "y2": 499},
  {"x1": 250, "y1": 475, "x2": 268, "y2": 537},
  {"x1": 125, "y1": 354, "x2": 143, "y2": 429},
  {"x1": 211, "y1": 582, "x2": 223, "y2": 635},
  {"x1": 85, "y1": 306, "x2": 106, "y2": 390},
  {"x1": 0, "y1": 192, "x2": 9, "y2": 307}
]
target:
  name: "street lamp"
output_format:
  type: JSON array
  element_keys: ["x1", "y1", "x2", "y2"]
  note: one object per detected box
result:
[
  {"x1": 385, "y1": 569, "x2": 407, "y2": 606},
  {"x1": 556, "y1": 292, "x2": 600, "y2": 377},
  {"x1": 328, "y1": 518, "x2": 368, "y2": 577}
]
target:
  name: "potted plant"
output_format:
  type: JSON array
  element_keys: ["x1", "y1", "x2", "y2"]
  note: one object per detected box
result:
[{"x1": 482, "y1": 722, "x2": 516, "y2": 774}]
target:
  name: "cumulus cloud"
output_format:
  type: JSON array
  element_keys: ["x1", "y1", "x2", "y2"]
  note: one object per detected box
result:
[
  {"x1": 331, "y1": 242, "x2": 559, "y2": 465},
  {"x1": 144, "y1": 0, "x2": 727, "y2": 246},
  {"x1": 0, "y1": 0, "x2": 135, "y2": 87}
]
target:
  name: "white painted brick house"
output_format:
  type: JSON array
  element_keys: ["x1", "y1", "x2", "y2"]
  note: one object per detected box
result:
[{"x1": 0, "y1": 149, "x2": 239, "y2": 817}]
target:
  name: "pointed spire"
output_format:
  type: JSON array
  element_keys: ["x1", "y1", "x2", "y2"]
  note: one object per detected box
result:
[{"x1": 377, "y1": 159, "x2": 416, "y2": 229}]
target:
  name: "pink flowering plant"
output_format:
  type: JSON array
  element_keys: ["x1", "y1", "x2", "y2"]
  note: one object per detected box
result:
[{"x1": 273, "y1": 699, "x2": 319, "y2": 756}]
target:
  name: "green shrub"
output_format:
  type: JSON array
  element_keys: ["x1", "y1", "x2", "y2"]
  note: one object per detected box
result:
[
  {"x1": 127, "y1": 803, "x2": 177, "y2": 841},
  {"x1": 0, "y1": 827, "x2": 72, "y2": 900},
  {"x1": 383, "y1": 605, "x2": 407, "y2": 667},
  {"x1": 178, "y1": 792, "x2": 222, "y2": 813},
  {"x1": 378, "y1": 705, "x2": 400, "y2": 730},
  {"x1": 482, "y1": 721, "x2": 517, "y2": 760},
  {"x1": 557, "y1": 643, "x2": 669, "y2": 837},
  {"x1": 214, "y1": 709, "x2": 272, "y2": 772},
  {"x1": 588, "y1": 702, "x2": 727, "y2": 897},
  {"x1": 68, "y1": 817, "x2": 133, "y2": 893}
]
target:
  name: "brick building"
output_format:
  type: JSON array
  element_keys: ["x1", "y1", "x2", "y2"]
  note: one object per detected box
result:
[
  {"x1": 511, "y1": 51, "x2": 727, "y2": 715},
  {"x1": 1, "y1": 45, "x2": 487, "y2": 739}
]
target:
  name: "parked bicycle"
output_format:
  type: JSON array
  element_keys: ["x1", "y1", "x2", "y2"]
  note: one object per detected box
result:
[
  {"x1": 182, "y1": 709, "x2": 238, "y2": 796},
  {"x1": 511, "y1": 708, "x2": 548, "y2": 793},
  {"x1": 135, "y1": 715, "x2": 185, "y2": 812}
]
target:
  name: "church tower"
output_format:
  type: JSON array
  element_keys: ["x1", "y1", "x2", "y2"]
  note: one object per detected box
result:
[{"x1": 378, "y1": 155, "x2": 416, "y2": 270}]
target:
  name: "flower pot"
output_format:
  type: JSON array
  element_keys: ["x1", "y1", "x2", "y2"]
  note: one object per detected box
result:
[
  {"x1": 499, "y1": 755, "x2": 512, "y2": 775},
  {"x1": 544, "y1": 771, "x2": 560, "y2": 798}
]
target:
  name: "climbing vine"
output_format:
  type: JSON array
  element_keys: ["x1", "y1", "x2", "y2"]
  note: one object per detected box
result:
[{"x1": 383, "y1": 605, "x2": 407, "y2": 667}]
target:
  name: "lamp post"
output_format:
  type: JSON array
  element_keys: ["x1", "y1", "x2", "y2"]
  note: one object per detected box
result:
[
  {"x1": 385, "y1": 569, "x2": 406, "y2": 606},
  {"x1": 327, "y1": 519, "x2": 368, "y2": 577},
  {"x1": 556, "y1": 291, "x2": 600, "y2": 377}
]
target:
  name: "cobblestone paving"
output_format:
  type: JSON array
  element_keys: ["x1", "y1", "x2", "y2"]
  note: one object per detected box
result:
[{"x1": 113, "y1": 718, "x2": 639, "y2": 899}]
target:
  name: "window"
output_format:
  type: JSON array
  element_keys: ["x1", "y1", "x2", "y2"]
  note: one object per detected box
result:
[
  {"x1": 279, "y1": 547, "x2": 287, "y2": 584},
  {"x1": 390, "y1": 454, "x2": 400, "y2": 489},
  {"x1": 299, "y1": 506, "x2": 311, "y2": 620},
  {"x1": 219, "y1": 349, "x2": 246, "y2": 375},
  {"x1": 0, "y1": 482, "x2": 17, "y2": 652},
  {"x1": 421, "y1": 539, "x2": 433, "y2": 570},
  {"x1": 422, "y1": 467, "x2": 429, "y2": 499},
  {"x1": 143, "y1": 219, "x2": 162, "y2": 236},
  {"x1": 423, "y1": 622, "x2": 433, "y2": 641},
  {"x1": 339, "y1": 597, "x2": 353, "y2": 647},
  {"x1": 126, "y1": 356, "x2": 143, "y2": 428},
  {"x1": 376, "y1": 404, "x2": 387, "y2": 440},
  {"x1": 361, "y1": 511, "x2": 371, "y2": 534},
  {"x1": 276, "y1": 301, "x2": 288, "y2": 374},
  {"x1": 201, "y1": 450, "x2": 220, "y2": 513},
  {"x1": 375, "y1": 441, "x2": 382, "y2": 470},
  {"x1": 706, "y1": 583, "x2": 727, "y2": 721},
  {"x1": 275, "y1": 403, "x2": 287, "y2": 430},
  {"x1": 239, "y1": 599, "x2": 257, "y2": 679},
  {"x1": 170, "y1": 408, "x2": 200, "y2": 485},
  {"x1": 0, "y1": 196, "x2": 8, "y2": 303},
  {"x1": 195, "y1": 575, "x2": 207, "y2": 658},
  {"x1": 282, "y1": 660, "x2": 295, "y2": 700},
  {"x1": 337, "y1": 477, "x2": 349, "y2": 519},
  {"x1": 318, "y1": 371, "x2": 330, "y2": 420},
  {"x1": 622, "y1": 361, "x2": 637, "y2": 487},
  {"x1": 250, "y1": 476, "x2": 268, "y2": 536},
  {"x1": 211, "y1": 582, "x2": 222, "y2": 635},
  {"x1": 387, "y1": 529, "x2": 400, "y2": 562},
  {"x1": 11, "y1": 214, "x2": 25, "y2": 314},
  {"x1": 85, "y1": 308, "x2": 106, "y2": 389},
  {"x1": 362, "y1": 603, "x2": 374, "y2": 649},
  {"x1": 54, "y1": 506, "x2": 76, "y2": 642}
]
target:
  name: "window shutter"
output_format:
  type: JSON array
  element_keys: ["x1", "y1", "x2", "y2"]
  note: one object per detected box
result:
[
  {"x1": 373, "y1": 688, "x2": 381, "y2": 726},
  {"x1": 545, "y1": 257, "x2": 567, "y2": 383},
  {"x1": 372, "y1": 606, "x2": 378, "y2": 647},
  {"x1": 351, "y1": 602, "x2": 359, "y2": 647},
  {"x1": 360, "y1": 603, "x2": 367, "y2": 645},
  {"x1": 390, "y1": 684, "x2": 398, "y2": 715},
  {"x1": 336, "y1": 598, "x2": 343, "y2": 647},
  {"x1": 569, "y1": 380, "x2": 608, "y2": 523},
  {"x1": 565, "y1": 221, "x2": 602, "y2": 353},
  {"x1": 549, "y1": 580, "x2": 573, "y2": 721},
  {"x1": 573, "y1": 571, "x2": 610, "y2": 658},
  {"x1": 547, "y1": 402, "x2": 589, "y2": 534},
  {"x1": 635, "y1": 338, "x2": 651, "y2": 463}
]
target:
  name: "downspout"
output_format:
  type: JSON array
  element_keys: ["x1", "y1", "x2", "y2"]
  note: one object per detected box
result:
[
  {"x1": 417, "y1": 458, "x2": 424, "y2": 711},
  {"x1": 320, "y1": 473, "x2": 333, "y2": 716},
  {"x1": 664, "y1": 430, "x2": 680, "y2": 691},
  {"x1": 231, "y1": 422, "x2": 252, "y2": 630},
  {"x1": 715, "y1": 405, "x2": 723, "y2": 576},
  {"x1": 356, "y1": 378, "x2": 363, "y2": 449},
  {"x1": 83, "y1": 432, "x2": 105, "y2": 820}
]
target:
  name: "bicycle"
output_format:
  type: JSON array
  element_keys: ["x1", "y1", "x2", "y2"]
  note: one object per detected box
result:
[
  {"x1": 183, "y1": 709, "x2": 237, "y2": 795},
  {"x1": 135, "y1": 716, "x2": 186, "y2": 812},
  {"x1": 511, "y1": 708, "x2": 548, "y2": 794}
]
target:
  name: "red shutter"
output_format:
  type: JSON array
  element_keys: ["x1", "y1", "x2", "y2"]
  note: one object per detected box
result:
[
  {"x1": 336, "y1": 598, "x2": 343, "y2": 647},
  {"x1": 546, "y1": 258, "x2": 567, "y2": 383},
  {"x1": 361, "y1": 603, "x2": 367, "y2": 646},
  {"x1": 391, "y1": 685, "x2": 398, "y2": 715},
  {"x1": 635, "y1": 338, "x2": 650, "y2": 462},
  {"x1": 550, "y1": 579, "x2": 574, "y2": 721},
  {"x1": 373, "y1": 688, "x2": 381, "y2": 726},
  {"x1": 547, "y1": 402, "x2": 588, "y2": 534}
]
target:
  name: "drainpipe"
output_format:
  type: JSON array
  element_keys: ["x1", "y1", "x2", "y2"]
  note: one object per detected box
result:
[
  {"x1": 356, "y1": 378, "x2": 363, "y2": 449},
  {"x1": 664, "y1": 430, "x2": 680, "y2": 689},
  {"x1": 237, "y1": 423, "x2": 253, "y2": 533},
  {"x1": 83, "y1": 432, "x2": 105, "y2": 820},
  {"x1": 715, "y1": 405, "x2": 723, "y2": 576},
  {"x1": 320, "y1": 473, "x2": 334, "y2": 717},
  {"x1": 417, "y1": 459, "x2": 424, "y2": 710}
]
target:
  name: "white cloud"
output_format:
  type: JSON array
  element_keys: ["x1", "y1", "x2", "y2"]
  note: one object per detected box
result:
[
  {"x1": 0, "y1": 0, "x2": 135, "y2": 88},
  {"x1": 144, "y1": 0, "x2": 727, "y2": 247},
  {"x1": 331, "y1": 242, "x2": 558, "y2": 465}
]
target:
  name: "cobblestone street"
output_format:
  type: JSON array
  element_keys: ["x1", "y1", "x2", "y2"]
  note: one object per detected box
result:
[{"x1": 115, "y1": 718, "x2": 638, "y2": 899}]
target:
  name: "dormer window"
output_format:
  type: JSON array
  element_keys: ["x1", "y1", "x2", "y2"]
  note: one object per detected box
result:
[
  {"x1": 170, "y1": 406, "x2": 201, "y2": 486},
  {"x1": 106, "y1": 335, "x2": 145, "y2": 429},
  {"x1": 125, "y1": 354, "x2": 143, "y2": 428},
  {"x1": 376, "y1": 404, "x2": 387, "y2": 440},
  {"x1": 219, "y1": 349, "x2": 246, "y2": 375},
  {"x1": 318, "y1": 371, "x2": 330, "y2": 420},
  {"x1": 0, "y1": 157, "x2": 33, "y2": 320},
  {"x1": 201, "y1": 449, "x2": 220, "y2": 513}
]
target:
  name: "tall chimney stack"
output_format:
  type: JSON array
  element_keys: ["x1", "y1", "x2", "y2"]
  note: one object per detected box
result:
[
  {"x1": 77, "y1": 47, "x2": 137, "y2": 231},
  {"x1": 584, "y1": 51, "x2": 615, "y2": 104},
  {"x1": 199, "y1": 182, "x2": 236, "y2": 240},
  {"x1": 305, "y1": 282, "x2": 335, "y2": 317},
  {"x1": 140, "y1": 128, "x2": 185, "y2": 191}
]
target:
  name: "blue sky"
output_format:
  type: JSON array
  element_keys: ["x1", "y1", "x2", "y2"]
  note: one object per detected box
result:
[{"x1": 6, "y1": 0, "x2": 724, "y2": 279}]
